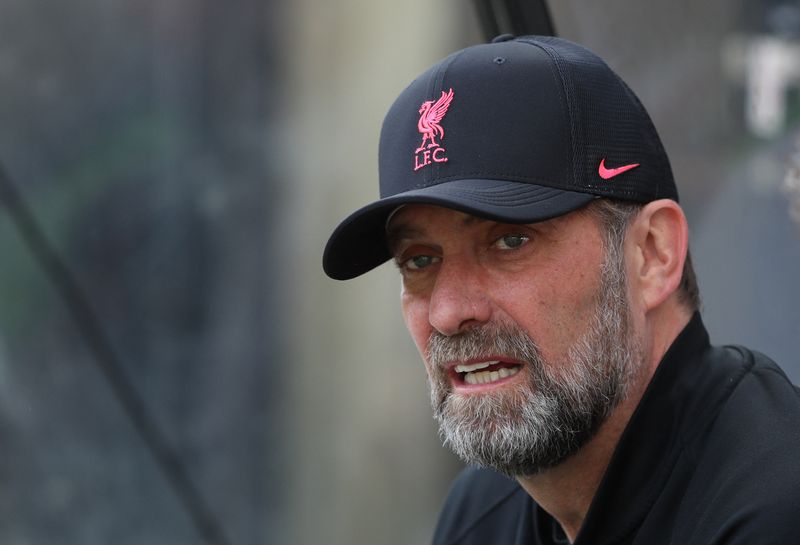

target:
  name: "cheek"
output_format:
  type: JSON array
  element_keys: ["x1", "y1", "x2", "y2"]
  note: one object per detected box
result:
[
  {"x1": 401, "y1": 289, "x2": 431, "y2": 357},
  {"x1": 495, "y1": 251, "x2": 603, "y2": 358}
]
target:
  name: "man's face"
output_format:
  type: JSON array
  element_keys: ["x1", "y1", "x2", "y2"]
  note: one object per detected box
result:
[{"x1": 387, "y1": 204, "x2": 642, "y2": 476}]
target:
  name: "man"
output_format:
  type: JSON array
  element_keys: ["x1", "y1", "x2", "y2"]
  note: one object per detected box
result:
[{"x1": 323, "y1": 35, "x2": 800, "y2": 544}]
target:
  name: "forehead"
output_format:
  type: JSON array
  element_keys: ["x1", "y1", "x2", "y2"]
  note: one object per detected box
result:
[
  {"x1": 385, "y1": 203, "x2": 593, "y2": 242},
  {"x1": 385, "y1": 205, "x2": 489, "y2": 244},
  {"x1": 387, "y1": 204, "x2": 482, "y2": 228}
]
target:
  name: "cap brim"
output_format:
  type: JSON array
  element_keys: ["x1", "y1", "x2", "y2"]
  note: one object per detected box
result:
[{"x1": 322, "y1": 179, "x2": 595, "y2": 280}]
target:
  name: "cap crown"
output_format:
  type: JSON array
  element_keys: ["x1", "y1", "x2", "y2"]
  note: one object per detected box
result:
[{"x1": 378, "y1": 36, "x2": 676, "y2": 203}]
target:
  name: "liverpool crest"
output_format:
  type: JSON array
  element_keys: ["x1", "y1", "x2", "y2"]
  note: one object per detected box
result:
[{"x1": 414, "y1": 88, "x2": 454, "y2": 171}]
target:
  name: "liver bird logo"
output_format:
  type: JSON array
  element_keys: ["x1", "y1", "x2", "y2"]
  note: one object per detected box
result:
[{"x1": 416, "y1": 88, "x2": 454, "y2": 153}]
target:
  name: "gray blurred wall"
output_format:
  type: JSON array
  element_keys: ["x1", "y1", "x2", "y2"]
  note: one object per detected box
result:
[{"x1": 278, "y1": 2, "x2": 480, "y2": 544}]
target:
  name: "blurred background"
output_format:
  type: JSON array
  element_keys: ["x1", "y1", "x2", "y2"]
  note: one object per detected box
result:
[{"x1": 0, "y1": 0, "x2": 798, "y2": 544}]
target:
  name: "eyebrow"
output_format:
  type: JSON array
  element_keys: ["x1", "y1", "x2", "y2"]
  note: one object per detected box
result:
[{"x1": 460, "y1": 215, "x2": 486, "y2": 227}]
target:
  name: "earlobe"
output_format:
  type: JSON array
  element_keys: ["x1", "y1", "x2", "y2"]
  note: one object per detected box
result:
[{"x1": 630, "y1": 200, "x2": 689, "y2": 311}]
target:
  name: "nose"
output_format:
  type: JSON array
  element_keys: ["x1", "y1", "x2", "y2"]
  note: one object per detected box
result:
[{"x1": 428, "y1": 257, "x2": 492, "y2": 336}]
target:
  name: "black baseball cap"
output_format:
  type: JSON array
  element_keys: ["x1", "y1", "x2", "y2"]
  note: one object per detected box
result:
[{"x1": 323, "y1": 35, "x2": 677, "y2": 280}]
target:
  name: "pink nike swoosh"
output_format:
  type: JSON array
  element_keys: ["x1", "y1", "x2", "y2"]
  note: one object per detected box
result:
[{"x1": 598, "y1": 158, "x2": 640, "y2": 180}]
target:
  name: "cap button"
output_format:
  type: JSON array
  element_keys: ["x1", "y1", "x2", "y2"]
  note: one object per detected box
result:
[{"x1": 491, "y1": 34, "x2": 515, "y2": 43}]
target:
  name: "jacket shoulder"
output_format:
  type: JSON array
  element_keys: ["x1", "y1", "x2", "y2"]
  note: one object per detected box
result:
[{"x1": 679, "y1": 346, "x2": 800, "y2": 543}]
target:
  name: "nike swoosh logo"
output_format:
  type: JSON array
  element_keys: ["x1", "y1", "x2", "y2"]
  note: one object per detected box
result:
[{"x1": 598, "y1": 158, "x2": 640, "y2": 180}]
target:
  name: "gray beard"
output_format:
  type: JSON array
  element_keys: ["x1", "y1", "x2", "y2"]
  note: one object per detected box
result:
[{"x1": 425, "y1": 245, "x2": 641, "y2": 477}]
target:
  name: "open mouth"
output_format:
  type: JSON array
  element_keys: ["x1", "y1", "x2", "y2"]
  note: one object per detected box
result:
[{"x1": 453, "y1": 360, "x2": 523, "y2": 386}]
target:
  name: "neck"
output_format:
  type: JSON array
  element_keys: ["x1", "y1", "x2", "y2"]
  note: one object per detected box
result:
[
  {"x1": 515, "y1": 380, "x2": 645, "y2": 541},
  {"x1": 516, "y1": 304, "x2": 691, "y2": 542}
]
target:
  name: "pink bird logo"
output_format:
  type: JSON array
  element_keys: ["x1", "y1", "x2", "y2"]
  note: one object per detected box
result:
[
  {"x1": 416, "y1": 89, "x2": 454, "y2": 152},
  {"x1": 414, "y1": 89, "x2": 454, "y2": 171}
]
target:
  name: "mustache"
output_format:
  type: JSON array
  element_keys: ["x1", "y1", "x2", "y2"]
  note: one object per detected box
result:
[{"x1": 426, "y1": 323, "x2": 543, "y2": 370}]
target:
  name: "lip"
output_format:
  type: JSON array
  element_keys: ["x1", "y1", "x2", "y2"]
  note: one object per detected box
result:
[
  {"x1": 447, "y1": 357, "x2": 525, "y2": 392},
  {"x1": 445, "y1": 355, "x2": 524, "y2": 371}
]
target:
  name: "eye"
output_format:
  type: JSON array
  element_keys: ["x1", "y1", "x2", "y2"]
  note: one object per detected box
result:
[
  {"x1": 494, "y1": 234, "x2": 529, "y2": 250},
  {"x1": 399, "y1": 254, "x2": 440, "y2": 271}
]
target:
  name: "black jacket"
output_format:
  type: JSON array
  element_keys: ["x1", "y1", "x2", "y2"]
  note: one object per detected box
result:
[{"x1": 432, "y1": 313, "x2": 800, "y2": 544}]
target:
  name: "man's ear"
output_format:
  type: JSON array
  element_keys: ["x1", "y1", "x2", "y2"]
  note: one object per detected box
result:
[{"x1": 627, "y1": 199, "x2": 689, "y2": 311}]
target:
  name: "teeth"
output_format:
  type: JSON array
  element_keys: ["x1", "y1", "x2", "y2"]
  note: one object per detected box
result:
[
  {"x1": 454, "y1": 360, "x2": 499, "y2": 373},
  {"x1": 463, "y1": 365, "x2": 520, "y2": 385}
]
